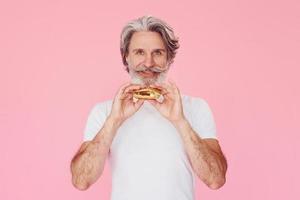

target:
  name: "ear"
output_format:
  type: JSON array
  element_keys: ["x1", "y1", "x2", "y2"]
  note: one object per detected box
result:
[{"x1": 125, "y1": 55, "x2": 129, "y2": 63}]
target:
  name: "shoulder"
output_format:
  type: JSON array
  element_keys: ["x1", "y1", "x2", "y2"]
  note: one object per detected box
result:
[
  {"x1": 181, "y1": 93, "x2": 214, "y2": 118},
  {"x1": 181, "y1": 93, "x2": 209, "y2": 108},
  {"x1": 181, "y1": 94, "x2": 218, "y2": 139},
  {"x1": 89, "y1": 99, "x2": 113, "y2": 117}
]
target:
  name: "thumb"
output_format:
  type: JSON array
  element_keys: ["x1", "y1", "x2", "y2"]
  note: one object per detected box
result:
[
  {"x1": 134, "y1": 99, "x2": 145, "y2": 109},
  {"x1": 148, "y1": 99, "x2": 160, "y2": 109}
]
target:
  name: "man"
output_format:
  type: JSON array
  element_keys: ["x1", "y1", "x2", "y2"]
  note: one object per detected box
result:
[{"x1": 70, "y1": 15, "x2": 227, "y2": 200}]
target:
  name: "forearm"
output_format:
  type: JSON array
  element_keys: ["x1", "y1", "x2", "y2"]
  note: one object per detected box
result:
[
  {"x1": 172, "y1": 118, "x2": 227, "y2": 189},
  {"x1": 71, "y1": 116, "x2": 121, "y2": 190}
]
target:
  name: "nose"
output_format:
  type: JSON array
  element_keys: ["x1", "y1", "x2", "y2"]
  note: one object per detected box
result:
[{"x1": 143, "y1": 54, "x2": 155, "y2": 67}]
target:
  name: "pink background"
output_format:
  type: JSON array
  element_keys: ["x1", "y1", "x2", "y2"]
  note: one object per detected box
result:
[{"x1": 1, "y1": 0, "x2": 299, "y2": 199}]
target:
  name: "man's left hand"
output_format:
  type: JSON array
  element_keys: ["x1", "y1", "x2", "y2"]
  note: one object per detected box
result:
[{"x1": 147, "y1": 80, "x2": 185, "y2": 124}]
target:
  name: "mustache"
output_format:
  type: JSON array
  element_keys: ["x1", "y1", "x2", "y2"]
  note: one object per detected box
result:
[{"x1": 134, "y1": 65, "x2": 167, "y2": 73}]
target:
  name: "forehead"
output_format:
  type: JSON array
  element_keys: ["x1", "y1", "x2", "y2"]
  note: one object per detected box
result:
[{"x1": 129, "y1": 31, "x2": 166, "y2": 50}]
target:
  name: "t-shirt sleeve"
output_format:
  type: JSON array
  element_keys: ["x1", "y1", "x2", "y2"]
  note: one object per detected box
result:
[
  {"x1": 83, "y1": 103, "x2": 108, "y2": 142},
  {"x1": 190, "y1": 98, "x2": 218, "y2": 139}
]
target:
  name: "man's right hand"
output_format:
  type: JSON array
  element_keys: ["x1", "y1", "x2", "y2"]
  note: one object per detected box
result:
[{"x1": 108, "y1": 82, "x2": 145, "y2": 124}]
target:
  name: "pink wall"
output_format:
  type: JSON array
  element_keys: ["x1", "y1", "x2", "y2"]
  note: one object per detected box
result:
[{"x1": 1, "y1": 0, "x2": 299, "y2": 199}]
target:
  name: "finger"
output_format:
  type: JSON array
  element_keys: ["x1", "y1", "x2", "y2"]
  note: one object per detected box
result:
[
  {"x1": 134, "y1": 99, "x2": 145, "y2": 109},
  {"x1": 166, "y1": 79, "x2": 177, "y2": 90},
  {"x1": 123, "y1": 84, "x2": 143, "y2": 94},
  {"x1": 151, "y1": 82, "x2": 173, "y2": 93},
  {"x1": 164, "y1": 79, "x2": 181, "y2": 97},
  {"x1": 147, "y1": 99, "x2": 160, "y2": 109},
  {"x1": 150, "y1": 84, "x2": 173, "y2": 102},
  {"x1": 168, "y1": 79, "x2": 178, "y2": 90},
  {"x1": 120, "y1": 92, "x2": 131, "y2": 100},
  {"x1": 147, "y1": 86, "x2": 170, "y2": 103},
  {"x1": 116, "y1": 82, "x2": 131, "y2": 97},
  {"x1": 168, "y1": 80, "x2": 180, "y2": 96},
  {"x1": 168, "y1": 79, "x2": 176, "y2": 86},
  {"x1": 120, "y1": 84, "x2": 142, "y2": 99},
  {"x1": 157, "y1": 82, "x2": 175, "y2": 97},
  {"x1": 149, "y1": 84, "x2": 169, "y2": 95}
]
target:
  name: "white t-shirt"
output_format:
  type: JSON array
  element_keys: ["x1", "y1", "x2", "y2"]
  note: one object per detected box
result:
[{"x1": 83, "y1": 94, "x2": 217, "y2": 200}]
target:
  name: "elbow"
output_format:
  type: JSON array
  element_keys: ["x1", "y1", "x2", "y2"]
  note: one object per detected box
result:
[
  {"x1": 70, "y1": 161, "x2": 90, "y2": 191},
  {"x1": 72, "y1": 180, "x2": 89, "y2": 191},
  {"x1": 72, "y1": 176, "x2": 90, "y2": 191},
  {"x1": 208, "y1": 177, "x2": 226, "y2": 190}
]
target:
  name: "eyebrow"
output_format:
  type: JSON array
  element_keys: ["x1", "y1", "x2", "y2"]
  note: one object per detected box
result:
[{"x1": 132, "y1": 48, "x2": 166, "y2": 52}]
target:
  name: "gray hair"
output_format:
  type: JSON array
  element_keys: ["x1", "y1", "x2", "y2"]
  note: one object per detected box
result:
[{"x1": 120, "y1": 15, "x2": 180, "y2": 73}]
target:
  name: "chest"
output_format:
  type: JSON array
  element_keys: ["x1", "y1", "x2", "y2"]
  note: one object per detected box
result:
[{"x1": 110, "y1": 102, "x2": 187, "y2": 159}]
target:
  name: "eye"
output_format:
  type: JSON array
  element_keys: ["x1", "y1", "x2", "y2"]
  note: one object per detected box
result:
[
  {"x1": 154, "y1": 50, "x2": 162, "y2": 56},
  {"x1": 135, "y1": 50, "x2": 144, "y2": 55}
]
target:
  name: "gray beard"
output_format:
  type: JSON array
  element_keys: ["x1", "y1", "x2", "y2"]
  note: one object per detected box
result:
[{"x1": 128, "y1": 69, "x2": 168, "y2": 86}]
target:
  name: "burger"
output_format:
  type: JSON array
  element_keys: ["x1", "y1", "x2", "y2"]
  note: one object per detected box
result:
[{"x1": 132, "y1": 87, "x2": 164, "y2": 102}]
